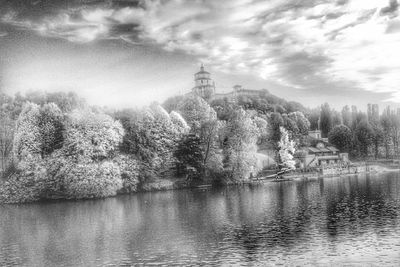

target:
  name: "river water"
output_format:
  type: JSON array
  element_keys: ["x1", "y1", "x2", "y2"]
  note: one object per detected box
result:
[{"x1": 1, "y1": 172, "x2": 400, "y2": 266}]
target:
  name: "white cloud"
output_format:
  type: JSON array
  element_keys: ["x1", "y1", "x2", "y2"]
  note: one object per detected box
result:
[{"x1": 2, "y1": 0, "x2": 400, "y2": 101}]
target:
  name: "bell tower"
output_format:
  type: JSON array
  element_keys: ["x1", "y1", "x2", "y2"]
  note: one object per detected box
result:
[{"x1": 192, "y1": 64, "x2": 215, "y2": 100}]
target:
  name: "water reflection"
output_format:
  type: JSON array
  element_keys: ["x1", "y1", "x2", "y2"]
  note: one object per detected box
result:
[{"x1": 1, "y1": 173, "x2": 400, "y2": 266}]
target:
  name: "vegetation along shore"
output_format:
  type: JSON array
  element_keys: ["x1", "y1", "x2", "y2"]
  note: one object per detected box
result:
[{"x1": 2, "y1": 67, "x2": 400, "y2": 203}]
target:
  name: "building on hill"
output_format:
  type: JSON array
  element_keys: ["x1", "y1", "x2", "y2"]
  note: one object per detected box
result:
[
  {"x1": 190, "y1": 65, "x2": 265, "y2": 102},
  {"x1": 192, "y1": 64, "x2": 216, "y2": 100}
]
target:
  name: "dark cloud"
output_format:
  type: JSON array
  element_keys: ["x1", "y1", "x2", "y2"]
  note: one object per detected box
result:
[
  {"x1": 380, "y1": 0, "x2": 398, "y2": 15},
  {"x1": 278, "y1": 52, "x2": 332, "y2": 87}
]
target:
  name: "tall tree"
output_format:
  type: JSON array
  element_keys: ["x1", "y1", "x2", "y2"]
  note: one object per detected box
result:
[
  {"x1": 355, "y1": 120, "x2": 374, "y2": 158},
  {"x1": 278, "y1": 127, "x2": 296, "y2": 170},
  {"x1": 12, "y1": 102, "x2": 42, "y2": 166},
  {"x1": 223, "y1": 109, "x2": 258, "y2": 180},
  {"x1": 341, "y1": 105, "x2": 352, "y2": 128},
  {"x1": 268, "y1": 112, "x2": 284, "y2": 149},
  {"x1": 320, "y1": 103, "x2": 333, "y2": 138}
]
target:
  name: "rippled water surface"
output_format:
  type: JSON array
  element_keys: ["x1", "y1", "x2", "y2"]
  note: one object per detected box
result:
[{"x1": 2, "y1": 173, "x2": 400, "y2": 266}]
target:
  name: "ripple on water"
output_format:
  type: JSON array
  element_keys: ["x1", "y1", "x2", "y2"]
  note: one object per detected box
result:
[{"x1": 1, "y1": 173, "x2": 400, "y2": 265}]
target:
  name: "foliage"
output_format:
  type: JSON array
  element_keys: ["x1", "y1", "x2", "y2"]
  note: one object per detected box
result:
[
  {"x1": 0, "y1": 164, "x2": 47, "y2": 203},
  {"x1": 177, "y1": 95, "x2": 217, "y2": 129},
  {"x1": 288, "y1": 112, "x2": 310, "y2": 136},
  {"x1": 341, "y1": 105, "x2": 352, "y2": 128},
  {"x1": 163, "y1": 95, "x2": 185, "y2": 113},
  {"x1": 63, "y1": 109, "x2": 124, "y2": 162},
  {"x1": 115, "y1": 104, "x2": 188, "y2": 180},
  {"x1": 355, "y1": 120, "x2": 374, "y2": 157},
  {"x1": 114, "y1": 154, "x2": 140, "y2": 193},
  {"x1": 320, "y1": 103, "x2": 333, "y2": 138},
  {"x1": 306, "y1": 108, "x2": 320, "y2": 131},
  {"x1": 62, "y1": 161, "x2": 122, "y2": 199},
  {"x1": 0, "y1": 99, "x2": 14, "y2": 175},
  {"x1": 253, "y1": 116, "x2": 269, "y2": 145},
  {"x1": 39, "y1": 103, "x2": 64, "y2": 157},
  {"x1": 268, "y1": 112, "x2": 284, "y2": 149},
  {"x1": 210, "y1": 98, "x2": 237, "y2": 121},
  {"x1": 328, "y1": 125, "x2": 352, "y2": 152},
  {"x1": 278, "y1": 127, "x2": 296, "y2": 170},
  {"x1": 12, "y1": 102, "x2": 42, "y2": 165},
  {"x1": 174, "y1": 133, "x2": 204, "y2": 178},
  {"x1": 22, "y1": 90, "x2": 85, "y2": 113},
  {"x1": 223, "y1": 109, "x2": 259, "y2": 180}
]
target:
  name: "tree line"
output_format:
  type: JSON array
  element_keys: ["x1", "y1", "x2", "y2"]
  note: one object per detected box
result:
[
  {"x1": 1, "y1": 89, "x2": 398, "y2": 203},
  {"x1": 316, "y1": 103, "x2": 400, "y2": 159}
]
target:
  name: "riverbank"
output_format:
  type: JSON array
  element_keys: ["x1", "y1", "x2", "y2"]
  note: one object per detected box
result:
[{"x1": 2, "y1": 162, "x2": 399, "y2": 204}]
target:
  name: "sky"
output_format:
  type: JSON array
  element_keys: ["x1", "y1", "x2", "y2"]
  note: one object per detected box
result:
[{"x1": 0, "y1": 0, "x2": 400, "y2": 110}]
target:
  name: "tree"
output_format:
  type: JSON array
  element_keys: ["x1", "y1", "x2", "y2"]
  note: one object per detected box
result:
[
  {"x1": 63, "y1": 109, "x2": 124, "y2": 162},
  {"x1": 115, "y1": 105, "x2": 189, "y2": 179},
  {"x1": 369, "y1": 121, "x2": 384, "y2": 159},
  {"x1": 355, "y1": 120, "x2": 374, "y2": 158},
  {"x1": 307, "y1": 108, "x2": 320, "y2": 130},
  {"x1": 223, "y1": 109, "x2": 259, "y2": 180},
  {"x1": 162, "y1": 95, "x2": 185, "y2": 113},
  {"x1": 178, "y1": 95, "x2": 217, "y2": 130},
  {"x1": 12, "y1": 102, "x2": 42, "y2": 166},
  {"x1": 268, "y1": 112, "x2": 284, "y2": 149},
  {"x1": 278, "y1": 127, "x2": 296, "y2": 170},
  {"x1": 253, "y1": 116, "x2": 269, "y2": 146},
  {"x1": 210, "y1": 98, "x2": 236, "y2": 121},
  {"x1": 320, "y1": 103, "x2": 333, "y2": 138},
  {"x1": 0, "y1": 93, "x2": 14, "y2": 175},
  {"x1": 53, "y1": 109, "x2": 125, "y2": 199},
  {"x1": 174, "y1": 133, "x2": 204, "y2": 178},
  {"x1": 0, "y1": 114, "x2": 13, "y2": 175},
  {"x1": 328, "y1": 125, "x2": 352, "y2": 152},
  {"x1": 39, "y1": 103, "x2": 64, "y2": 157},
  {"x1": 380, "y1": 114, "x2": 393, "y2": 158},
  {"x1": 288, "y1": 111, "x2": 310, "y2": 136},
  {"x1": 332, "y1": 110, "x2": 342, "y2": 127},
  {"x1": 341, "y1": 105, "x2": 352, "y2": 128},
  {"x1": 46, "y1": 91, "x2": 85, "y2": 112}
]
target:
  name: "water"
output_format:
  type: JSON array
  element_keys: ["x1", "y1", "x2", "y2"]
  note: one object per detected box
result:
[{"x1": 1, "y1": 172, "x2": 400, "y2": 266}]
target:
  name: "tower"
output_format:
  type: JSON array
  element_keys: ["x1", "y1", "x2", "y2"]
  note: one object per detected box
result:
[{"x1": 192, "y1": 64, "x2": 216, "y2": 100}]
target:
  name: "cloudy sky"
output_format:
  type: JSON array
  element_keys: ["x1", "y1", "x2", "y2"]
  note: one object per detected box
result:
[{"x1": 0, "y1": 0, "x2": 399, "y2": 110}]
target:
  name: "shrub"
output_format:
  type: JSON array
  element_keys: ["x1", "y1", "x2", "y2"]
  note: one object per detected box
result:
[
  {"x1": 63, "y1": 161, "x2": 122, "y2": 199},
  {"x1": 0, "y1": 163, "x2": 47, "y2": 203}
]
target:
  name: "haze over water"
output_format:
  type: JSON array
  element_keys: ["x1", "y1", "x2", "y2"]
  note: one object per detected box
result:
[{"x1": 1, "y1": 173, "x2": 400, "y2": 266}]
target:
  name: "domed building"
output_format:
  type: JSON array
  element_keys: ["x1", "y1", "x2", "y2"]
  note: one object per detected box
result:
[{"x1": 192, "y1": 64, "x2": 216, "y2": 100}]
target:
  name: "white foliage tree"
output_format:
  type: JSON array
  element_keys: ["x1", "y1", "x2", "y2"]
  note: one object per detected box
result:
[
  {"x1": 12, "y1": 102, "x2": 42, "y2": 166},
  {"x1": 224, "y1": 109, "x2": 259, "y2": 180},
  {"x1": 278, "y1": 126, "x2": 296, "y2": 170},
  {"x1": 63, "y1": 109, "x2": 124, "y2": 162}
]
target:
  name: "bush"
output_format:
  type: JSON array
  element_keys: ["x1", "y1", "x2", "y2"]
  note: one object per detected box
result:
[
  {"x1": 0, "y1": 163, "x2": 47, "y2": 203},
  {"x1": 63, "y1": 161, "x2": 122, "y2": 199}
]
